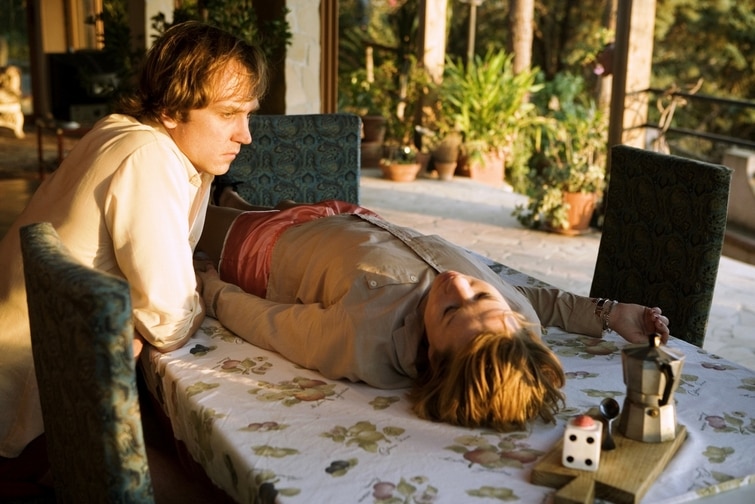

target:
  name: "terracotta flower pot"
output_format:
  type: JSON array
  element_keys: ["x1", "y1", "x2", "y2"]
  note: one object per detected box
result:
[
  {"x1": 552, "y1": 191, "x2": 598, "y2": 235},
  {"x1": 464, "y1": 150, "x2": 505, "y2": 187},
  {"x1": 380, "y1": 162, "x2": 421, "y2": 182},
  {"x1": 434, "y1": 161, "x2": 457, "y2": 181}
]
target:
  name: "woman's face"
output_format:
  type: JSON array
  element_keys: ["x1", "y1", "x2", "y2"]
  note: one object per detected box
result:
[{"x1": 423, "y1": 271, "x2": 521, "y2": 360}]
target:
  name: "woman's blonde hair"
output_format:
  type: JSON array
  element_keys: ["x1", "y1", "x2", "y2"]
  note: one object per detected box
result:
[
  {"x1": 410, "y1": 322, "x2": 565, "y2": 431},
  {"x1": 115, "y1": 21, "x2": 268, "y2": 122}
]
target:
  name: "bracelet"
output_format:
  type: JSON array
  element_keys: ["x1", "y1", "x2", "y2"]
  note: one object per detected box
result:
[
  {"x1": 601, "y1": 300, "x2": 616, "y2": 332},
  {"x1": 593, "y1": 298, "x2": 607, "y2": 317}
]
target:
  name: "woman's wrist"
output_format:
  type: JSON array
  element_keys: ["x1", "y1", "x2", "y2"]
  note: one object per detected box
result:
[{"x1": 593, "y1": 298, "x2": 617, "y2": 333}]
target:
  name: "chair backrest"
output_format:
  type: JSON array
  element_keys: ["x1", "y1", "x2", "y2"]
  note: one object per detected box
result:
[
  {"x1": 20, "y1": 222, "x2": 154, "y2": 504},
  {"x1": 227, "y1": 113, "x2": 362, "y2": 207},
  {"x1": 589, "y1": 145, "x2": 732, "y2": 347}
]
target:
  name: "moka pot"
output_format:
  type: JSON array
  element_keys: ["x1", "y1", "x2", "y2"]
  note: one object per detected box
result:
[{"x1": 618, "y1": 333, "x2": 685, "y2": 442}]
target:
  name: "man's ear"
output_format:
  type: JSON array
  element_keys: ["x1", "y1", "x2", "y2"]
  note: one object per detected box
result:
[{"x1": 160, "y1": 111, "x2": 179, "y2": 129}]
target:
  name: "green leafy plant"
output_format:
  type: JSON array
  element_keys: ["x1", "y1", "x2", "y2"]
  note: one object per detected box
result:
[
  {"x1": 383, "y1": 57, "x2": 432, "y2": 149},
  {"x1": 514, "y1": 72, "x2": 608, "y2": 230},
  {"x1": 437, "y1": 48, "x2": 543, "y2": 164},
  {"x1": 338, "y1": 68, "x2": 383, "y2": 117},
  {"x1": 151, "y1": 0, "x2": 292, "y2": 61},
  {"x1": 85, "y1": 0, "x2": 145, "y2": 97},
  {"x1": 340, "y1": 57, "x2": 430, "y2": 158},
  {"x1": 382, "y1": 144, "x2": 419, "y2": 165}
]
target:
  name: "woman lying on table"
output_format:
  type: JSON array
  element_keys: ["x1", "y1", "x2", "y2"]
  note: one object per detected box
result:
[{"x1": 195, "y1": 199, "x2": 669, "y2": 432}]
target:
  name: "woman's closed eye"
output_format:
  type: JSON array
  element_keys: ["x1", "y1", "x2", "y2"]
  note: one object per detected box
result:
[
  {"x1": 424, "y1": 272, "x2": 518, "y2": 357},
  {"x1": 444, "y1": 292, "x2": 494, "y2": 316},
  {"x1": 469, "y1": 292, "x2": 495, "y2": 306},
  {"x1": 443, "y1": 304, "x2": 457, "y2": 316}
]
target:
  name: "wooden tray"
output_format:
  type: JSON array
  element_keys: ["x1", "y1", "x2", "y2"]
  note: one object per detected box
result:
[{"x1": 530, "y1": 424, "x2": 687, "y2": 504}]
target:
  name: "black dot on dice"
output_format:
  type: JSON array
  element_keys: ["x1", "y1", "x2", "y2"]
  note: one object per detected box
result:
[
  {"x1": 566, "y1": 456, "x2": 574, "y2": 463},
  {"x1": 585, "y1": 459, "x2": 593, "y2": 466},
  {"x1": 569, "y1": 434, "x2": 577, "y2": 441},
  {"x1": 587, "y1": 436, "x2": 595, "y2": 444}
]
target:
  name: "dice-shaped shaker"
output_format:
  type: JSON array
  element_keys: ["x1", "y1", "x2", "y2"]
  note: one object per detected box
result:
[{"x1": 562, "y1": 414, "x2": 602, "y2": 472}]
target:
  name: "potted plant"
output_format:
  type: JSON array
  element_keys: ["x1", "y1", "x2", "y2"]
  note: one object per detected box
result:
[
  {"x1": 380, "y1": 144, "x2": 422, "y2": 182},
  {"x1": 377, "y1": 56, "x2": 432, "y2": 182},
  {"x1": 339, "y1": 67, "x2": 390, "y2": 167},
  {"x1": 415, "y1": 92, "x2": 461, "y2": 181},
  {"x1": 430, "y1": 131, "x2": 462, "y2": 181},
  {"x1": 338, "y1": 0, "x2": 427, "y2": 170},
  {"x1": 513, "y1": 73, "x2": 608, "y2": 234},
  {"x1": 437, "y1": 48, "x2": 542, "y2": 186}
]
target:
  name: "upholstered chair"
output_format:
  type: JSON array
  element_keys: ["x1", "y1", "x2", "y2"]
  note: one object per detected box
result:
[
  {"x1": 227, "y1": 113, "x2": 362, "y2": 206},
  {"x1": 20, "y1": 222, "x2": 154, "y2": 504},
  {"x1": 589, "y1": 145, "x2": 732, "y2": 347}
]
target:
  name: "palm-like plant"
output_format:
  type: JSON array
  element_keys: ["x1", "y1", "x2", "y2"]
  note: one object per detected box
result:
[{"x1": 439, "y1": 48, "x2": 542, "y2": 163}]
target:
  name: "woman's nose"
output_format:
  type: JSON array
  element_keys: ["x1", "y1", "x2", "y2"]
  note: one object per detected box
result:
[{"x1": 448, "y1": 275, "x2": 474, "y2": 300}]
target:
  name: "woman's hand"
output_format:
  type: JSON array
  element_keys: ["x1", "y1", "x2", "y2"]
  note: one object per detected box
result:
[
  {"x1": 609, "y1": 302, "x2": 670, "y2": 344},
  {"x1": 194, "y1": 254, "x2": 219, "y2": 294}
]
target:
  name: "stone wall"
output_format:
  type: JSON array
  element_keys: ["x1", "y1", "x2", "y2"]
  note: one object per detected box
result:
[{"x1": 285, "y1": 1, "x2": 321, "y2": 114}]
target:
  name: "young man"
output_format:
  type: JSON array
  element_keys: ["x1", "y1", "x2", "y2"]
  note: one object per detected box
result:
[{"x1": 0, "y1": 21, "x2": 267, "y2": 462}]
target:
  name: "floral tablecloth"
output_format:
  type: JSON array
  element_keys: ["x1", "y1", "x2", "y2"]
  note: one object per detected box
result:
[{"x1": 141, "y1": 263, "x2": 755, "y2": 503}]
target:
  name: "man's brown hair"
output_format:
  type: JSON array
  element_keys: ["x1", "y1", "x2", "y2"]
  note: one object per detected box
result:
[{"x1": 116, "y1": 21, "x2": 268, "y2": 122}]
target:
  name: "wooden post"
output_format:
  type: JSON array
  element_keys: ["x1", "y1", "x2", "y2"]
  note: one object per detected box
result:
[
  {"x1": 606, "y1": 0, "x2": 657, "y2": 193},
  {"x1": 608, "y1": 0, "x2": 657, "y2": 151},
  {"x1": 320, "y1": 0, "x2": 338, "y2": 113},
  {"x1": 418, "y1": 0, "x2": 448, "y2": 85}
]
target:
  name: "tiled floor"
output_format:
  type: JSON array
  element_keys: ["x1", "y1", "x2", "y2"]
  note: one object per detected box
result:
[{"x1": 1, "y1": 126, "x2": 753, "y2": 370}]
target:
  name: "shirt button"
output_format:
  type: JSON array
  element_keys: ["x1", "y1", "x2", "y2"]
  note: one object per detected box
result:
[
  {"x1": 410, "y1": 275, "x2": 417, "y2": 282},
  {"x1": 369, "y1": 280, "x2": 378, "y2": 287}
]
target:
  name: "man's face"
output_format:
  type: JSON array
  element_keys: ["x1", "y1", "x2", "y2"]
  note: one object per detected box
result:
[{"x1": 162, "y1": 60, "x2": 259, "y2": 176}]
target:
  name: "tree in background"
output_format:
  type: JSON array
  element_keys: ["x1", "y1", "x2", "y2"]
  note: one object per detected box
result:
[
  {"x1": 91, "y1": 0, "x2": 291, "y2": 111},
  {"x1": 340, "y1": 0, "x2": 752, "y2": 164},
  {"x1": 456, "y1": 0, "x2": 753, "y2": 161},
  {"x1": 651, "y1": 0, "x2": 755, "y2": 160},
  {"x1": 150, "y1": 0, "x2": 292, "y2": 113},
  {"x1": 151, "y1": 0, "x2": 291, "y2": 62},
  {"x1": 509, "y1": 0, "x2": 534, "y2": 74}
]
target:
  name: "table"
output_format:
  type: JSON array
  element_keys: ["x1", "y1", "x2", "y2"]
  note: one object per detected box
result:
[{"x1": 140, "y1": 262, "x2": 755, "y2": 503}]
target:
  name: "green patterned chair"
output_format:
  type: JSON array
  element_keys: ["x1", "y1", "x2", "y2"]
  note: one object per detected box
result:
[
  {"x1": 20, "y1": 222, "x2": 154, "y2": 504},
  {"x1": 589, "y1": 145, "x2": 732, "y2": 347},
  {"x1": 225, "y1": 113, "x2": 362, "y2": 207}
]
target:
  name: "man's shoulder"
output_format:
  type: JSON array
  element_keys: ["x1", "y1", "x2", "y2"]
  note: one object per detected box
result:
[{"x1": 86, "y1": 115, "x2": 181, "y2": 158}]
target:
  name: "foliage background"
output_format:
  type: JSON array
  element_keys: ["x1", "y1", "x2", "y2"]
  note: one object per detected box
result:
[{"x1": 338, "y1": 0, "x2": 754, "y2": 165}]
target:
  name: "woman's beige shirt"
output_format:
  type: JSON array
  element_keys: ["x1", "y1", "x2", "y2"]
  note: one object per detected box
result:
[{"x1": 203, "y1": 214, "x2": 602, "y2": 390}]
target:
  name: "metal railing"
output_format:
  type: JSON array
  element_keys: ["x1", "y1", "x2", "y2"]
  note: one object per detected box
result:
[{"x1": 626, "y1": 88, "x2": 755, "y2": 157}]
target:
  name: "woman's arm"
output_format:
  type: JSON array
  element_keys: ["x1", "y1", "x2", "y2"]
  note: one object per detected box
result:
[
  {"x1": 197, "y1": 265, "x2": 364, "y2": 382},
  {"x1": 517, "y1": 286, "x2": 669, "y2": 343}
]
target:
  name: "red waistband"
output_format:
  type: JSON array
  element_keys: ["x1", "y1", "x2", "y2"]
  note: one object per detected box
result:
[{"x1": 219, "y1": 200, "x2": 378, "y2": 297}]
